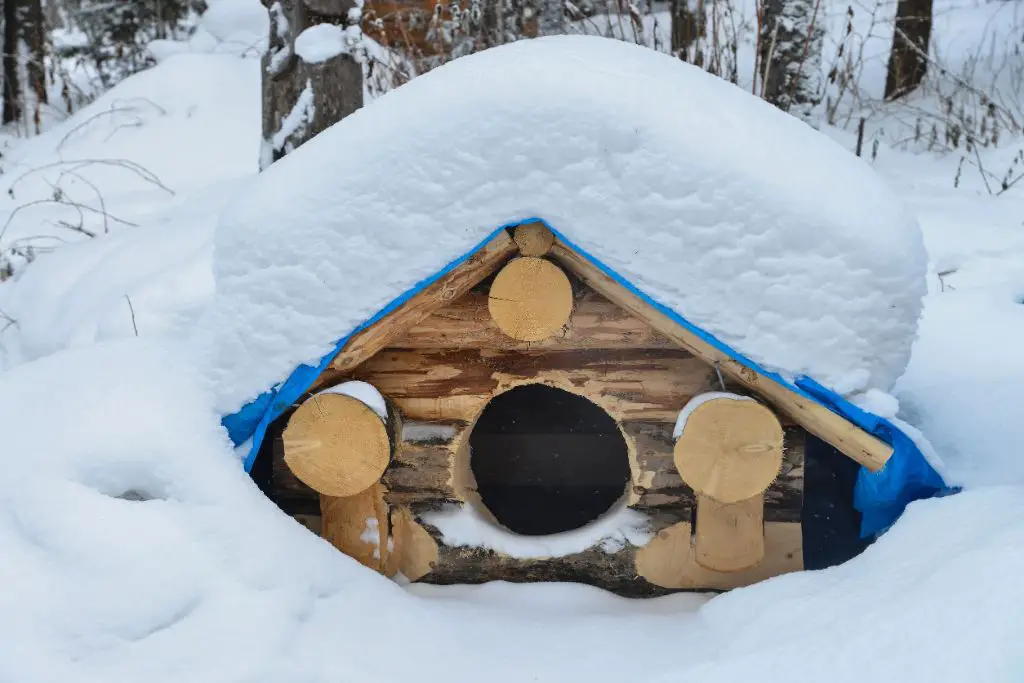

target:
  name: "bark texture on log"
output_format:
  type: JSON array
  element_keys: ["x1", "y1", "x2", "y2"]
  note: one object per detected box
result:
[
  {"x1": 383, "y1": 420, "x2": 471, "y2": 511},
  {"x1": 392, "y1": 288, "x2": 676, "y2": 351},
  {"x1": 270, "y1": 417, "x2": 804, "y2": 524},
  {"x1": 416, "y1": 515, "x2": 802, "y2": 595},
  {"x1": 627, "y1": 421, "x2": 804, "y2": 522},
  {"x1": 884, "y1": 0, "x2": 933, "y2": 100},
  {"x1": 342, "y1": 347, "x2": 719, "y2": 423}
]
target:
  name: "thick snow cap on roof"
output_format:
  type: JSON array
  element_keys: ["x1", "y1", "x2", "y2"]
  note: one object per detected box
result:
[{"x1": 200, "y1": 35, "x2": 926, "y2": 414}]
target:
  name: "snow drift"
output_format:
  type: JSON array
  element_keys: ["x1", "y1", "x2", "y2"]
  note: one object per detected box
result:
[{"x1": 196, "y1": 35, "x2": 927, "y2": 415}]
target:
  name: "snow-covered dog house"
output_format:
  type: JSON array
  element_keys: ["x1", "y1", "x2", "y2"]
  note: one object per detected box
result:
[{"x1": 211, "y1": 36, "x2": 945, "y2": 595}]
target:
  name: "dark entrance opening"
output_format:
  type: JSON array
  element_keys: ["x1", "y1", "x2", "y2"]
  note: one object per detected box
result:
[{"x1": 469, "y1": 384, "x2": 630, "y2": 536}]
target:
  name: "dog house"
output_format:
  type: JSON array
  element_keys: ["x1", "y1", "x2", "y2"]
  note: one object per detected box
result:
[{"x1": 212, "y1": 36, "x2": 945, "y2": 596}]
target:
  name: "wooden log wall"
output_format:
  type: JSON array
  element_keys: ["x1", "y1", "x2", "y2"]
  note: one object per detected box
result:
[{"x1": 268, "y1": 278, "x2": 807, "y2": 594}]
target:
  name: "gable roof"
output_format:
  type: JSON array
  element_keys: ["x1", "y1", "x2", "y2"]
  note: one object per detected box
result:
[
  {"x1": 200, "y1": 36, "x2": 926, "y2": 418},
  {"x1": 222, "y1": 220, "x2": 946, "y2": 537}
]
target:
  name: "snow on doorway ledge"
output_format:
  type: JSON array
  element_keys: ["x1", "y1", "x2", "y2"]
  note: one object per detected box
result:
[{"x1": 421, "y1": 503, "x2": 654, "y2": 559}]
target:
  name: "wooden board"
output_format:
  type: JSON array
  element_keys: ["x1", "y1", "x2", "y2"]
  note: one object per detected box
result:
[
  {"x1": 548, "y1": 241, "x2": 894, "y2": 471},
  {"x1": 693, "y1": 495, "x2": 765, "y2": 572},
  {"x1": 391, "y1": 507, "x2": 439, "y2": 581},
  {"x1": 392, "y1": 289, "x2": 676, "y2": 351},
  {"x1": 635, "y1": 520, "x2": 803, "y2": 590},
  {"x1": 320, "y1": 483, "x2": 392, "y2": 573},
  {"x1": 338, "y1": 347, "x2": 718, "y2": 423},
  {"x1": 315, "y1": 231, "x2": 517, "y2": 380}
]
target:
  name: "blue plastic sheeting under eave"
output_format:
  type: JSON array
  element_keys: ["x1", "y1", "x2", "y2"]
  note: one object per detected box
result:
[{"x1": 221, "y1": 218, "x2": 950, "y2": 538}]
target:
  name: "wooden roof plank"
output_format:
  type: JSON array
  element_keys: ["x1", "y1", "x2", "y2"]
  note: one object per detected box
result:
[
  {"x1": 323, "y1": 230, "x2": 517, "y2": 377},
  {"x1": 548, "y1": 240, "x2": 894, "y2": 472}
]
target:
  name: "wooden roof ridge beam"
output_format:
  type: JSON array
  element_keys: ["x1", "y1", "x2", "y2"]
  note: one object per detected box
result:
[
  {"x1": 323, "y1": 230, "x2": 518, "y2": 377},
  {"x1": 547, "y1": 240, "x2": 894, "y2": 472}
]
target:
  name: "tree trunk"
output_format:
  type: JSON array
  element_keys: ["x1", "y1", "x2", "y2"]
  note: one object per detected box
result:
[
  {"x1": 260, "y1": 0, "x2": 364, "y2": 169},
  {"x1": 24, "y1": 0, "x2": 47, "y2": 109},
  {"x1": 670, "y1": 0, "x2": 701, "y2": 60},
  {"x1": 3, "y1": 0, "x2": 21, "y2": 125},
  {"x1": 536, "y1": 0, "x2": 565, "y2": 36},
  {"x1": 884, "y1": 0, "x2": 932, "y2": 101},
  {"x1": 757, "y1": 0, "x2": 824, "y2": 121}
]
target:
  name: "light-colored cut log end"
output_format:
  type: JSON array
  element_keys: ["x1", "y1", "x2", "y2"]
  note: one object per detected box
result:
[
  {"x1": 513, "y1": 222, "x2": 555, "y2": 256},
  {"x1": 488, "y1": 256, "x2": 573, "y2": 342},
  {"x1": 673, "y1": 397, "x2": 784, "y2": 503},
  {"x1": 283, "y1": 393, "x2": 390, "y2": 497}
]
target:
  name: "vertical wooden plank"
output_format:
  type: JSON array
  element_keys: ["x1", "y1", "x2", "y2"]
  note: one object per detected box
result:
[
  {"x1": 693, "y1": 495, "x2": 765, "y2": 572},
  {"x1": 320, "y1": 483, "x2": 392, "y2": 573}
]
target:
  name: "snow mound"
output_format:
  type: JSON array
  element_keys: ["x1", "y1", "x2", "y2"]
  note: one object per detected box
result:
[
  {"x1": 2, "y1": 340, "x2": 1023, "y2": 683},
  {"x1": 196, "y1": 35, "x2": 926, "y2": 413}
]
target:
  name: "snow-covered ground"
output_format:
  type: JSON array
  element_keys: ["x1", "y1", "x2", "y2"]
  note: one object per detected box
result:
[{"x1": 1, "y1": 0, "x2": 1023, "y2": 680}]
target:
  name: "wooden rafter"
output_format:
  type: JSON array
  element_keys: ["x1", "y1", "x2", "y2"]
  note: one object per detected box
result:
[
  {"x1": 315, "y1": 230, "x2": 518, "y2": 382},
  {"x1": 308, "y1": 225, "x2": 892, "y2": 472},
  {"x1": 548, "y1": 240, "x2": 894, "y2": 472}
]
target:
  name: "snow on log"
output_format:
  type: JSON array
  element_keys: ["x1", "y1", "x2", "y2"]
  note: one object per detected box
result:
[
  {"x1": 282, "y1": 392, "x2": 390, "y2": 497},
  {"x1": 488, "y1": 257, "x2": 573, "y2": 342}
]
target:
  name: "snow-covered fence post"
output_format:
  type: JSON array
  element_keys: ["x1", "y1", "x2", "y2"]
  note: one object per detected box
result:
[{"x1": 260, "y1": 0, "x2": 365, "y2": 169}]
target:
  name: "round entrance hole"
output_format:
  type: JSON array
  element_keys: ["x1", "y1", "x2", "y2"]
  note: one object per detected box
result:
[{"x1": 469, "y1": 384, "x2": 630, "y2": 536}]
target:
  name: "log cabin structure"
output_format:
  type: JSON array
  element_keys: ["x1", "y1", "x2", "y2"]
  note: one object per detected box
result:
[
  {"x1": 235, "y1": 36, "x2": 947, "y2": 597},
  {"x1": 248, "y1": 222, "x2": 899, "y2": 596}
]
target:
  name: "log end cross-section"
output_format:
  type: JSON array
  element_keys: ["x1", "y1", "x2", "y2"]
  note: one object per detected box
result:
[{"x1": 283, "y1": 393, "x2": 391, "y2": 497}]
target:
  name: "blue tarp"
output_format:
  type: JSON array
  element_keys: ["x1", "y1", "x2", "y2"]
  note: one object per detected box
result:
[{"x1": 222, "y1": 219, "x2": 950, "y2": 538}]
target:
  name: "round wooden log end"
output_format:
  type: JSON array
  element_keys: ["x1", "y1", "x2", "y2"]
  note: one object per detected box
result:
[
  {"x1": 512, "y1": 222, "x2": 555, "y2": 256},
  {"x1": 283, "y1": 394, "x2": 390, "y2": 497},
  {"x1": 488, "y1": 256, "x2": 573, "y2": 342},
  {"x1": 673, "y1": 398, "x2": 783, "y2": 503}
]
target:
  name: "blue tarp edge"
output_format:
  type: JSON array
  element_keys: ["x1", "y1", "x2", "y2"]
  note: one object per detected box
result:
[{"x1": 222, "y1": 218, "x2": 950, "y2": 538}]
